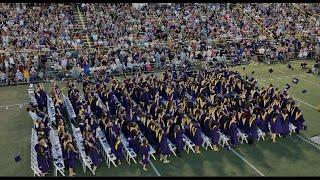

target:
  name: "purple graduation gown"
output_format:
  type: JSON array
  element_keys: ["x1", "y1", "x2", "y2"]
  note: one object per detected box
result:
[
  {"x1": 87, "y1": 138, "x2": 100, "y2": 167},
  {"x1": 139, "y1": 145, "x2": 150, "y2": 165},
  {"x1": 209, "y1": 126, "x2": 220, "y2": 145},
  {"x1": 67, "y1": 150, "x2": 78, "y2": 169},
  {"x1": 159, "y1": 133, "x2": 171, "y2": 156},
  {"x1": 35, "y1": 144, "x2": 50, "y2": 173},
  {"x1": 193, "y1": 128, "x2": 203, "y2": 146}
]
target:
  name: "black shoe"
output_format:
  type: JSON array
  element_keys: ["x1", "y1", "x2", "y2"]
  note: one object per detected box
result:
[{"x1": 304, "y1": 126, "x2": 307, "y2": 130}]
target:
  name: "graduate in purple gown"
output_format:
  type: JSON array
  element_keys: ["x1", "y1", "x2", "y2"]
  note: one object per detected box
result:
[
  {"x1": 281, "y1": 109, "x2": 290, "y2": 137},
  {"x1": 256, "y1": 110, "x2": 268, "y2": 133},
  {"x1": 129, "y1": 129, "x2": 140, "y2": 154},
  {"x1": 35, "y1": 139, "x2": 50, "y2": 175},
  {"x1": 293, "y1": 109, "x2": 307, "y2": 133},
  {"x1": 84, "y1": 133, "x2": 100, "y2": 175},
  {"x1": 173, "y1": 125, "x2": 184, "y2": 157},
  {"x1": 139, "y1": 138, "x2": 151, "y2": 171},
  {"x1": 208, "y1": 121, "x2": 219, "y2": 151},
  {"x1": 248, "y1": 115, "x2": 258, "y2": 145},
  {"x1": 192, "y1": 122, "x2": 203, "y2": 154},
  {"x1": 270, "y1": 113, "x2": 283, "y2": 142},
  {"x1": 113, "y1": 135, "x2": 124, "y2": 165},
  {"x1": 66, "y1": 143, "x2": 78, "y2": 176},
  {"x1": 157, "y1": 129, "x2": 171, "y2": 163},
  {"x1": 229, "y1": 119, "x2": 240, "y2": 146}
]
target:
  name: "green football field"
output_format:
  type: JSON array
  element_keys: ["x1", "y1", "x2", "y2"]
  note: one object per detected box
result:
[{"x1": 0, "y1": 60, "x2": 319, "y2": 176}]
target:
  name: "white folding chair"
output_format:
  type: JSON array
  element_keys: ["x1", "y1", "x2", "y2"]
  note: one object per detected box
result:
[
  {"x1": 289, "y1": 123, "x2": 297, "y2": 135},
  {"x1": 182, "y1": 134, "x2": 196, "y2": 154},
  {"x1": 218, "y1": 131, "x2": 230, "y2": 147},
  {"x1": 257, "y1": 128, "x2": 266, "y2": 141},
  {"x1": 201, "y1": 132, "x2": 213, "y2": 150},
  {"x1": 237, "y1": 128, "x2": 249, "y2": 144},
  {"x1": 167, "y1": 139, "x2": 177, "y2": 156}
]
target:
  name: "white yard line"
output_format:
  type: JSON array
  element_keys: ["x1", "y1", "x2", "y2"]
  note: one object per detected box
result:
[
  {"x1": 149, "y1": 160, "x2": 161, "y2": 176},
  {"x1": 230, "y1": 148, "x2": 265, "y2": 176},
  {"x1": 296, "y1": 135, "x2": 320, "y2": 151},
  {"x1": 256, "y1": 80, "x2": 318, "y2": 110},
  {"x1": 267, "y1": 68, "x2": 320, "y2": 90},
  {"x1": 0, "y1": 102, "x2": 29, "y2": 108},
  {"x1": 296, "y1": 75, "x2": 320, "y2": 87},
  {"x1": 276, "y1": 67, "x2": 320, "y2": 87}
]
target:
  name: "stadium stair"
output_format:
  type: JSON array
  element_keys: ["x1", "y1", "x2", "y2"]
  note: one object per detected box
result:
[
  {"x1": 290, "y1": 4, "x2": 319, "y2": 28},
  {"x1": 236, "y1": 3, "x2": 274, "y2": 40},
  {"x1": 74, "y1": 5, "x2": 93, "y2": 49}
]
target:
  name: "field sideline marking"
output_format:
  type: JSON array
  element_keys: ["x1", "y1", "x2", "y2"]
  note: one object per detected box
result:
[
  {"x1": 296, "y1": 135, "x2": 320, "y2": 151},
  {"x1": 230, "y1": 148, "x2": 265, "y2": 176},
  {"x1": 0, "y1": 102, "x2": 29, "y2": 108},
  {"x1": 149, "y1": 160, "x2": 161, "y2": 176},
  {"x1": 256, "y1": 80, "x2": 318, "y2": 110},
  {"x1": 276, "y1": 67, "x2": 320, "y2": 88}
]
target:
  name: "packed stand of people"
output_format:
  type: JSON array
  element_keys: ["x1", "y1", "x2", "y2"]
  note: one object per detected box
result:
[
  {"x1": 1, "y1": 3, "x2": 320, "y2": 86},
  {"x1": 296, "y1": 3, "x2": 320, "y2": 26},
  {"x1": 243, "y1": 3, "x2": 319, "y2": 60},
  {"x1": 0, "y1": 3, "x2": 84, "y2": 84}
]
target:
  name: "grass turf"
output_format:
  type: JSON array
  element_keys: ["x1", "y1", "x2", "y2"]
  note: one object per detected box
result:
[{"x1": 0, "y1": 60, "x2": 319, "y2": 176}]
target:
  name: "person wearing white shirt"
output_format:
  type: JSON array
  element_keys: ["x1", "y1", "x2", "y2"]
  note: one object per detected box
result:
[
  {"x1": 0, "y1": 70, "x2": 6, "y2": 82},
  {"x1": 61, "y1": 58, "x2": 67, "y2": 70},
  {"x1": 27, "y1": 107, "x2": 41, "y2": 125},
  {"x1": 15, "y1": 70, "x2": 24, "y2": 82}
]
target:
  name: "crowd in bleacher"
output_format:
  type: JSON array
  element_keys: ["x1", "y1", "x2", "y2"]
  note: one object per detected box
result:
[{"x1": 1, "y1": 3, "x2": 320, "y2": 85}]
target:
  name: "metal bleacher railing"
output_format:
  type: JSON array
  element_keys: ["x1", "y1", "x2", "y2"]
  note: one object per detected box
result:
[
  {"x1": 1, "y1": 28, "x2": 319, "y2": 86},
  {"x1": 0, "y1": 49, "x2": 318, "y2": 87}
]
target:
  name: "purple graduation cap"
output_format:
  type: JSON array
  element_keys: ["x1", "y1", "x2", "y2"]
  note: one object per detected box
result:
[
  {"x1": 14, "y1": 155, "x2": 21, "y2": 163},
  {"x1": 292, "y1": 78, "x2": 299, "y2": 84}
]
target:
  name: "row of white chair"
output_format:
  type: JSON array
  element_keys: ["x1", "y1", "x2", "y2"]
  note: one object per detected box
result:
[
  {"x1": 31, "y1": 128, "x2": 43, "y2": 176},
  {"x1": 120, "y1": 132, "x2": 138, "y2": 164},
  {"x1": 62, "y1": 93, "x2": 77, "y2": 122},
  {"x1": 96, "y1": 127, "x2": 118, "y2": 168},
  {"x1": 47, "y1": 95, "x2": 56, "y2": 126},
  {"x1": 28, "y1": 87, "x2": 38, "y2": 106},
  {"x1": 71, "y1": 123, "x2": 94, "y2": 173},
  {"x1": 48, "y1": 127, "x2": 65, "y2": 176}
]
